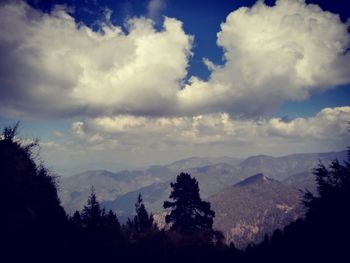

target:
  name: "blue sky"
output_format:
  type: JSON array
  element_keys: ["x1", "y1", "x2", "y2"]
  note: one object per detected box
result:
[{"x1": 0, "y1": 0, "x2": 350, "y2": 174}]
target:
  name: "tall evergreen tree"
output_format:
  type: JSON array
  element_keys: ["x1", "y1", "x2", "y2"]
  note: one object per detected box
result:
[
  {"x1": 104, "y1": 209, "x2": 121, "y2": 237},
  {"x1": 163, "y1": 172, "x2": 215, "y2": 235},
  {"x1": 81, "y1": 188, "x2": 105, "y2": 231},
  {"x1": 71, "y1": 211, "x2": 82, "y2": 228},
  {"x1": 128, "y1": 193, "x2": 154, "y2": 232}
]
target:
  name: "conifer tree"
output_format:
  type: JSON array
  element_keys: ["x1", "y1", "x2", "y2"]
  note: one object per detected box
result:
[
  {"x1": 128, "y1": 193, "x2": 154, "y2": 232},
  {"x1": 163, "y1": 172, "x2": 215, "y2": 235},
  {"x1": 105, "y1": 210, "x2": 121, "y2": 234},
  {"x1": 81, "y1": 188, "x2": 105, "y2": 231},
  {"x1": 72, "y1": 211, "x2": 82, "y2": 228}
]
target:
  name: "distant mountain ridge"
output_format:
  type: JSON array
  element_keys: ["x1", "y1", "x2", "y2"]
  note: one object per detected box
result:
[
  {"x1": 60, "y1": 168, "x2": 171, "y2": 214},
  {"x1": 60, "y1": 156, "x2": 243, "y2": 213},
  {"x1": 166, "y1": 156, "x2": 242, "y2": 171},
  {"x1": 101, "y1": 150, "x2": 346, "y2": 216},
  {"x1": 59, "y1": 150, "x2": 347, "y2": 247},
  {"x1": 237, "y1": 150, "x2": 347, "y2": 180},
  {"x1": 60, "y1": 150, "x2": 347, "y2": 217},
  {"x1": 235, "y1": 173, "x2": 270, "y2": 186}
]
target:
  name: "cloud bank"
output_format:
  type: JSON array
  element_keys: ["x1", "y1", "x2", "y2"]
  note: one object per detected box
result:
[
  {"x1": 39, "y1": 106, "x2": 350, "y2": 172},
  {"x1": 72, "y1": 106, "x2": 350, "y2": 147},
  {"x1": 0, "y1": 0, "x2": 349, "y2": 119}
]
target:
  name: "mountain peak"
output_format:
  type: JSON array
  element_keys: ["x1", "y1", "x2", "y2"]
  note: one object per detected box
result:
[{"x1": 236, "y1": 173, "x2": 270, "y2": 186}]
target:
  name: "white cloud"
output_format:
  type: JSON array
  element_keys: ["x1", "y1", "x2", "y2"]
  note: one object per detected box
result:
[
  {"x1": 267, "y1": 106, "x2": 350, "y2": 139},
  {"x1": 0, "y1": 0, "x2": 349, "y2": 120},
  {"x1": 178, "y1": 0, "x2": 350, "y2": 117},
  {"x1": 0, "y1": 1, "x2": 192, "y2": 118},
  {"x1": 70, "y1": 106, "x2": 350, "y2": 151}
]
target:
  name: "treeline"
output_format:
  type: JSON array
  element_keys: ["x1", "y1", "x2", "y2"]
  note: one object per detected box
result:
[{"x1": 1, "y1": 124, "x2": 349, "y2": 263}]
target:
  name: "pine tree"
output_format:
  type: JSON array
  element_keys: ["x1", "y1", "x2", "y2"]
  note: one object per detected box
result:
[
  {"x1": 163, "y1": 172, "x2": 215, "y2": 235},
  {"x1": 103, "y1": 210, "x2": 122, "y2": 243},
  {"x1": 105, "y1": 210, "x2": 121, "y2": 234},
  {"x1": 81, "y1": 188, "x2": 105, "y2": 231},
  {"x1": 128, "y1": 193, "x2": 154, "y2": 232},
  {"x1": 106, "y1": 210, "x2": 120, "y2": 229},
  {"x1": 72, "y1": 211, "x2": 82, "y2": 228}
]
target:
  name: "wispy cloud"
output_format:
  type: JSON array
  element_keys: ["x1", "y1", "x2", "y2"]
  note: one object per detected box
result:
[
  {"x1": 53, "y1": 130, "x2": 64, "y2": 137},
  {"x1": 147, "y1": 0, "x2": 167, "y2": 22}
]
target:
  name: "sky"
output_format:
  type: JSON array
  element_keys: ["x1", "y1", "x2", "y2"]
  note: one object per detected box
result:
[{"x1": 0, "y1": 0, "x2": 350, "y2": 175}]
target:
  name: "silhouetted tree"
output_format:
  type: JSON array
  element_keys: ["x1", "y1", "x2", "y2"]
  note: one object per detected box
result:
[
  {"x1": 164, "y1": 172, "x2": 215, "y2": 235},
  {"x1": 77, "y1": 187, "x2": 123, "y2": 258},
  {"x1": 81, "y1": 187, "x2": 105, "y2": 231},
  {"x1": 71, "y1": 211, "x2": 82, "y2": 228},
  {"x1": 304, "y1": 153, "x2": 350, "y2": 213},
  {"x1": 105, "y1": 210, "x2": 121, "y2": 232},
  {"x1": 103, "y1": 209, "x2": 122, "y2": 243},
  {"x1": 127, "y1": 193, "x2": 154, "y2": 233}
]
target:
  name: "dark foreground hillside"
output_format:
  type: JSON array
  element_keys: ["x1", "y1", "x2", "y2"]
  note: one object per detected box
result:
[{"x1": 1, "y1": 124, "x2": 349, "y2": 263}]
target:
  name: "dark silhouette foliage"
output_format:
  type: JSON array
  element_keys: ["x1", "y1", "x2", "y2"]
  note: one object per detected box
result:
[
  {"x1": 72, "y1": 188, "x2": 122, "y2": 250},
  {"x1": 81, "y1": 187, "x2": 104, "y2": 230},
  {"x1": 164, "y1": 172, "x2": 215, "y2": 235},
  {"x1": 0, "y1": 123, "x2": 68, "y2": 261},
  {"x1": 104, "y1": 209, "x2": 121, "y2": 239},
  {"x1": 71, "y1": 210, "x2": 82, "y2": 228},
  {"x1": 127, "y1": 193, "x2": 155, "y2": 233},
  {"x1": 300, "y1": 149, "x2": 350, "y2": 261}
]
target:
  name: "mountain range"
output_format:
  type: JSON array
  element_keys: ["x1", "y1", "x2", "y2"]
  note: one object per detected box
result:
[
  {"x1": 59, "y1": 150, "x2": 347, "y2": 246},
  {"x1": 60, "y1": 156, "x2": 242, "y2": 214}
]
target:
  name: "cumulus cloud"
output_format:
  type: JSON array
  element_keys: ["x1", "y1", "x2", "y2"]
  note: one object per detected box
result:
[
  {"x1": 267, "y1": 107, "x2": 350, "y2": 139},
  {"x1": 71, "y1": 106, "x2": 350, "y2": 150},
  {"x1": 0, "y1": 0, "x2": 349, "y2": 120},
  {"x1": 178, "y1": 0, "x2": 350, "y2": 117},
  {"x1": 0, "y1": 1, "x2": 192, "y2": 118}
]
